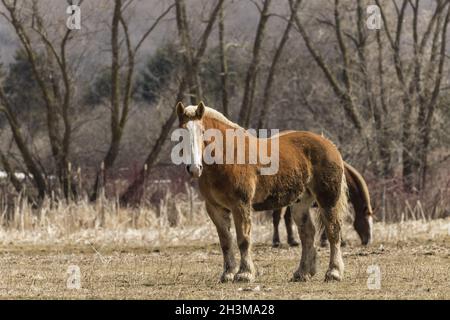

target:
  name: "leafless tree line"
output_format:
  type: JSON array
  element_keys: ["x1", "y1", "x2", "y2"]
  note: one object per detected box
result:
[{"x1": 0, "y1": 0, "x2": 449, "y2": 209}]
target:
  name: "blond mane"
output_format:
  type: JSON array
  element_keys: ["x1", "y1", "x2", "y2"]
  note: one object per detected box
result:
[{"x1": 185, "y1": 105, "x2": 242, "y2": 129}]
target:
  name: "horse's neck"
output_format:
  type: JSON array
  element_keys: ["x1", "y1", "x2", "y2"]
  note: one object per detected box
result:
[{"x1": 203, "y1": 116, "x2": 266, "y2": 166}]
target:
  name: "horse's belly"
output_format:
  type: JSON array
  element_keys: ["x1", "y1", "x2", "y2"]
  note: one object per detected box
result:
[
  {"x1": 252, "y1": 189, "x2": 302, "y2": 211},
  {"x1": 251, "y1": 168, "x2": 309, "y2": 211}
]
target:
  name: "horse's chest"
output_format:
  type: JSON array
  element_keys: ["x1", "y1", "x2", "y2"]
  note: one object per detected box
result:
[{"x1": 198, "y1": 170, "x2": 247, "y2": 208}]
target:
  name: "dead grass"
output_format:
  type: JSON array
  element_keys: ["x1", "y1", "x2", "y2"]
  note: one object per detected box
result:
[
  {"x1": 0, "y1": 235, "x2": 448, "y2": 299},
  {"x1": 0, "y1": 199, "x2": 448, "y2": 299},
  {"x1": 0, "y1": 197, "x2": 448, "y2": 246}
]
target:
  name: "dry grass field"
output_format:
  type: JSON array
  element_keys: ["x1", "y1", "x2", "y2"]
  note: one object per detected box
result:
[
  {"x1": 0, "y1": 200, "x2": 448, "y2": 299},
  {"x1": 0, "y1": 238, "x2": 448, "y2": 299}
]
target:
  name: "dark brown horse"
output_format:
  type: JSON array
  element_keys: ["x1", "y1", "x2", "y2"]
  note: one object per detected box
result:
[
  {"x1": 272, "y1": 162, "x2": 373, "y2": 247},
  {"x1": 176, "y1": 102, "x2": 348, "y2": 282}
]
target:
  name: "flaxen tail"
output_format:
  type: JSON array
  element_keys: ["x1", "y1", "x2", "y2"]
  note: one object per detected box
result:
[
  {"x1": 335, "y1": 170, "x2": 349, "y2": 225},
  {"x1": 315, "y1": 169, "x2": 349, "y2": 237}
]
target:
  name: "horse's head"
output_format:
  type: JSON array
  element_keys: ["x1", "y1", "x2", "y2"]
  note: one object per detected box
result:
[
  {"x1": 176, "y1": 101, "x2": 206, "y2": 178},
  {"x1": 353, "y1": 208, "x2": 373, "y2": 246}
]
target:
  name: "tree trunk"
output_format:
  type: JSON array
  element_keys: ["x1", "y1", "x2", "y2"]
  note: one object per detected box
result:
[
  {"x1": 257, "y1": 0, "x2": 299, "y2": 130},
  {"x1": 238, "y1": 0, "x2": 272, "y2": 127},
  {"x1": 0, "y1": 88, "x2": 47, "y2": 202},
  {"x1": 120, "y1": 0, "x2": 224, "y2": 205},
  {"x1": 218, "y1": 2, "x2": 229, "y2": 117},
  {"x1": 120, "y1": 79, "x2": 187, "y2": 205},
  {"x1": 90, "y1": 0, "x2": 123, "y2": 201}
]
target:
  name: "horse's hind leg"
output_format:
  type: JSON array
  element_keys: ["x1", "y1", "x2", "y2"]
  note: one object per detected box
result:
[
  {"x1": 320, "y1": 205, "x2": 345, "y2": 281},
  {"x1": 205, "y1": 202, "x2": 237, "y2": 283},
  {"x1": 232, "y1": 204, "x2": 256, "y2": 282},
  {"x1": 285, "y1": 207, "x2": 299, "y2": 247},
  {"x1": 320, "y1": 227, "x2": 346, "y2": 247},
  {"x1": 315, "y1": 171, "x2": 348, "y2": 281},
  {"x1": 272, "y1": 208, "x2": 282, "y2": 247},
  {"x1": 291, "y1": 195, "x2": 317, "y2": 281}
]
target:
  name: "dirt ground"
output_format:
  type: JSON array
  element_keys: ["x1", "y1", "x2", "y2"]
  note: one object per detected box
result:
[{"x1": 0, "y1": 235, "x2": 448, "y2": 299}]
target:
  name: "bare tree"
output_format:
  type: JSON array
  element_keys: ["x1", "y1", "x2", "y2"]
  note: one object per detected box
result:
[
  {"x1": 257, "y1": 0, "x2": 300, "y2": 130},
  {"x1": 376, "y1": 0, "x2": 450, "y2": 191},
  {"x1": 415, "y1": 2, "x2": 450, "y2": 190},
  {"x1": 90, "y1": 0, "x2": 175, "y2": 201},
  {"x1": 290, "y1": 0, "x2": 373, "y2": 159},
  {"x1": 218, "y1": 2, "x2": 229, "y2": 117},
  {"x1": 238, "y1": 0, "x2": 272, "y2": 127},
  {"x1": 0, "y1": 0, "x2": 77, "y2": 201},
  {"x1": 0, "y1": 85, "x2": 47, "y2": 201},
  {"x1": 120, "y1": 0, "x2": 224, "y2": 205},
  {"x1": 0, "y1": 149, "x2": 24, "y2": 194}
]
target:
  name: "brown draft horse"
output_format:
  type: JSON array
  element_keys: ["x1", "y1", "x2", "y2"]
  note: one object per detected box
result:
[
  {"x1": 176, "y1": 102, "x2": 348, "y2": 282},
  {"x1": 272, "y1": 162, "x2": 373, "y2": 247}
]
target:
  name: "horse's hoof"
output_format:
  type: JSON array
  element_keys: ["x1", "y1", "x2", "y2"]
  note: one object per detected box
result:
[
  {"x1": 272, "y1": 241, "x2": 281, "y2": 248},
  {"x1": 220, "y1": 272, "x2": 235, "y2": 283},
  {"x1": 341, "y1": 240, "x2": 347, "y2": 247},
  {"x1": 291, "y1": 271, "x2": 311, "y2": 282},
  {"x1": 324, "y1": 268, "x2": 342, "y2": 282},
  {"x1": 288, "y1": 240, "x2": 300, "y2": 247},
  {"x1": 234, "y1": 272, "x2": 255, "y2": 283}
]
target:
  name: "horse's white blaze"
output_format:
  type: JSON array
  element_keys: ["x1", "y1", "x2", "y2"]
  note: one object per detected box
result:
[
  {"x1": 367, "y1": 215, "x2": 373, "y2": 243},
  {"x1": 186, "y1": 121, "x2": 203, "y2": 167}
]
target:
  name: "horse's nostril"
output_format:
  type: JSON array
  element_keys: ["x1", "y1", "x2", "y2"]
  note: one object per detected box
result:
[
  {"x1": 186, "y1": 166, "x2": 191, "y2": 173},
  {"x1": 198, "y1": 164, "x2": 203, "y2": 170}
]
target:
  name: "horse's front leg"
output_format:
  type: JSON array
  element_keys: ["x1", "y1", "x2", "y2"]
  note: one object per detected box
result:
[
  {"x1": 232, "y1": 204, "x2": 256, "y2": 282},
  {"x1": 205, "y1": 202, "x2": 237, "y2": 283}
]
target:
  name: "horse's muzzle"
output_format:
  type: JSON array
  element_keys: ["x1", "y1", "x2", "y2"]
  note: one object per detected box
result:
[{"x1": 186, "y1": 164, "x2": 203, "y2": 178}]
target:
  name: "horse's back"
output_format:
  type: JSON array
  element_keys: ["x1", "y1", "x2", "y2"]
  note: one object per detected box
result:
[
  {"x1": 278, "y1": 131, "x2": 341, "y2": 161},
  {"x1": 251, "y1": 131, "x2": 344, "y2": 211}
]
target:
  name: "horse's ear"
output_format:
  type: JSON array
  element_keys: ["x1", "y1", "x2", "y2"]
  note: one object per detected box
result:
[
  {"x1": 196, "y1": 101, "x2": 205, "y2": 118},
  {"x1": 176, "y1": 102, "x2": 185, "y2": 118}
]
